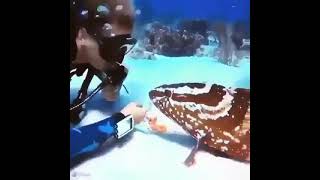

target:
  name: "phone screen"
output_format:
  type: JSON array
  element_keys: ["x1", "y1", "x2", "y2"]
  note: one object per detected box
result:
[{"x1": 117, "y1": 116, "x2": 133, "y2": 138}]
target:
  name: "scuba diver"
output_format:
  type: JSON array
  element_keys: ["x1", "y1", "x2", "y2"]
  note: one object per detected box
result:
[
  {"x1": 70, "y1": 0, "x2": 137, "y2": 123},
  {"x1": 70, "y1": 0, "x2": 147, "y2": 163}
]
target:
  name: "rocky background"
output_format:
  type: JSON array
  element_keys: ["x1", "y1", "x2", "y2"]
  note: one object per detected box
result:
[{"x1": 129, "y1": 20, "x2": 250, "y2": 67}]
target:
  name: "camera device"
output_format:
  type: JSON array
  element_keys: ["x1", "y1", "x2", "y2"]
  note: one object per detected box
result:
[{"x1": 115, "y1": 114, "x2": 134, "y2": 139}]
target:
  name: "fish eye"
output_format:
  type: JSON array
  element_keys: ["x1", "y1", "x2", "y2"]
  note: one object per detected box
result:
[{"x1": 164, "y1": 90, "x2": 171, "y2": 97}]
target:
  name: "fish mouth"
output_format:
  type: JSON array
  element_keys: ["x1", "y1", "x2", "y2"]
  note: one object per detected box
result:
[
  {"x1": 147, "y1": 91, "x2": 190, "y2": 136},
  {"x1": 148, "y1": 89, "x2": 158, "y2": 100}
]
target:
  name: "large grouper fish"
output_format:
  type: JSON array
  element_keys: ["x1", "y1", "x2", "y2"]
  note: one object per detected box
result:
[{"x1": 149, "y1": 83, "x2": 250, "y2": 166}]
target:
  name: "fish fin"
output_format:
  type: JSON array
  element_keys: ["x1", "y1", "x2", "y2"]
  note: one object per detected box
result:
[
  {"x1": 184, "y1": 141, "x2": 199, "y2": 167},
  {"x1": 184, "y1": 133, "x2": 210, "y2": 167}
]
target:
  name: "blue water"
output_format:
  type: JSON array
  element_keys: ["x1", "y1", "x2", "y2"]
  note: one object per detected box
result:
[
  {"x1": 134, "y1": 0, "x2": 250, "y2": 23},
  {"x1": 71, "y1": 0, "x2": 250, "y2": 179}
]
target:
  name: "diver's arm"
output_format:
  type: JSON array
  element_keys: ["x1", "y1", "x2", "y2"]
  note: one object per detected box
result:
[
  {"x1": 88, "y1": 54, "x2": 110, "y2": 72},
  {"x1": 70, "y1": 103, "x2": 146, "y2": 160},
  {"x1": 70, "y1": 113, "x2": 125, "y2": 160}
]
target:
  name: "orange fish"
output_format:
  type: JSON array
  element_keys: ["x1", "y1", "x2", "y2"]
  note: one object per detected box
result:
[{"x1": 146, "y1": 114, "x2": 168, "y2": 133}]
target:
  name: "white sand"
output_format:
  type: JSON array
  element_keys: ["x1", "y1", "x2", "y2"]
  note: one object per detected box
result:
[{"x1": 70, "y1": 55, "x2": 250, "y2": 180}]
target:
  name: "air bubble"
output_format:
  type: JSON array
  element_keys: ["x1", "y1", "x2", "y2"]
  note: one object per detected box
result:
[
  {"x1": 115, "y1": 5, "x2": 123, "y2": 11},
  {"x1": 136, "y1": 9, "x2": 141, "y2": 15},
  {"x1": 81, "y1": 10, "x2": 88, "y2": 15}
]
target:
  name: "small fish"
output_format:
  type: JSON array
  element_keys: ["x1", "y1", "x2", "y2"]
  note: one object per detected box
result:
[
  {"x1": 146, "y1": 113, "x2": 167, "y2": 133},
  {"x1": 149, "y1": 83, "x2": 250, "y2": 166}
]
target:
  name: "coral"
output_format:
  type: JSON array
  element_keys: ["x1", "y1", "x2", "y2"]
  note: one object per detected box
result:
[
  {"x1": 127, "y1": 43, "x2": 156, "y2": 60},
  {"x1": 141, "y1": 22, "x2": 205, "y2": 57},
  {"x1": 177, "y1": 20, "x2": 209, "y2": 44},
  {"x1": 136, "y1": 21, "x2": 250, "y2": 65}
]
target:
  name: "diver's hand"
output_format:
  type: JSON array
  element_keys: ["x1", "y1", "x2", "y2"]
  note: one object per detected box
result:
[
  {"x1": 75, "y1": 28, "x2": 99, "y2": 63},
  {"x1": 121, "y1": 102, "x2": 147, "y2": 124},
  {"x1": 74, "y1": 28, "x2": 108, "y2": 71}
]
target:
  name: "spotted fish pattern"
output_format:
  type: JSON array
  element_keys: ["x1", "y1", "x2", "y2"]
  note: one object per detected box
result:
[{"x1": 149, "y1": 83, "x2": 250, "y2": 164}]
